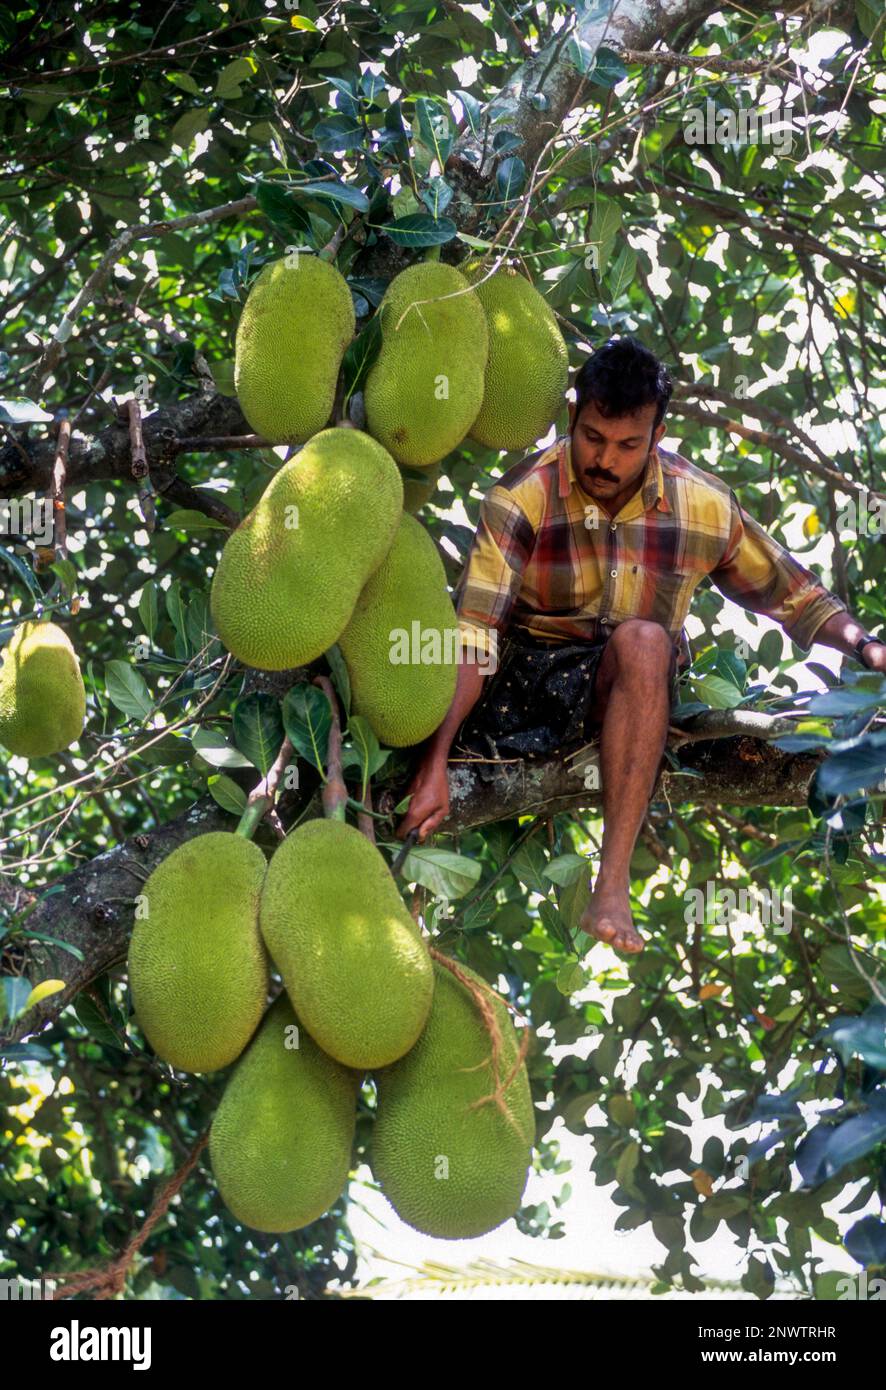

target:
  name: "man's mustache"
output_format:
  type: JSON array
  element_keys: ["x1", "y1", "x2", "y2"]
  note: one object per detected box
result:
[{"x1": 585, "y1": 469, "x2": 619, "y2": 483}]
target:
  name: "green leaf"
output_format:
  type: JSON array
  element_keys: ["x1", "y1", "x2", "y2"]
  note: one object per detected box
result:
[
  {"x1": 510, "y1": 839, "x2": 549, "y2": 895},
  {"x1": 453, "y1": 88, "x2": 481, "y2": 135},
  {"x1": 495, "y1": 155, "x2": 525, "y2": 201},
  {"x1": 49, "y1": 558, "x2": 77, "y2": 596},
  {"x1": 312, "y1": 113, "x2": 363, "y2": 151},
  {"x1": 165, "y1": 579, "x2": 186, "y2": 643},
  {"x1": 214, "y1": 57, "x2": 255, "y2": 100},
  {"x1": 2, "y1": 976, "x2": 33, "y2": 1024},
  {"x1": 170, "y1": 108, "x2": 210, "y2": 149},
  {"x1": 818, "y1": 944, "x2": 874, "y2": 1006},
  {"x1": 282, "y1": 684, "x2": 332, "y2": 771},
  {"x1": 104, "y1": 660, "x2": 153, "y2": 721},
  {"x1": 690, "y1": 673, "x2": 745, "y2": 710},
  {"x1": 207, "y1": 773, "x2": 248, "y2": 816},
  {"x1": 556, "y1": 961, "x2": 586, "y2": 995},
  {"x1": 232, "y1": 693, "x2": 285, "y2": 777},
  {"x1": 607, "y1": 245, "x2": 637, "y2": 300},
  {"x1": 344, "y1": 714, "x2": 387, "y2": 797},
  {"x1": 191, "y1": 727, "x2": 254, "y2": 769},
  {"x1": 341, "y1": 311, "x2": 383, "y2": 402},
  {"x1": 73, "y1": 990, "x2": 126, "y2": 1051},
  {"x1": 325, "y1": 644, "x2": 352, "y2": 717},
  {"x1": 615, "y1": 1140, "x2": 641, "y2": 1195},
  {"x1": 558, "y1": 872, "x2": 591, "y2": 934},
  {"x1": 0, "y1": 544, "x2": 42, "y2": 601},
  {"x1": 543, "y1": 853, "x2": 587, "y2": 887},
  {"x1": 382, "y1": 214, "x2": 457, "y2": 247},
  {"x1": 290, "y1": 178, "x2": 369, "y2": 213},
  {"x1": 164, "y1": 509, "x2": 227, "y2": 532},
  {"x1": 138, "y1": 581, "x2": 159, "y2": 639},
  {"x1": 400, "y1": 847, "x2": 482, "y2": 899},
  {"x1": 254, "y1": 181, "x2": 313, "y2": 239},
  {"x1": 165, "y1": 72, "x2": 201, "y2": 96},
  {"x1": 588, "y1": 46, "x2": 628, "y2": 88}
]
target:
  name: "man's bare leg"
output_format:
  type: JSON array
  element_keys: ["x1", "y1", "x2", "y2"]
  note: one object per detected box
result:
[{"x1": 578, "y1": 620, "x2": 674, "y2": 954}]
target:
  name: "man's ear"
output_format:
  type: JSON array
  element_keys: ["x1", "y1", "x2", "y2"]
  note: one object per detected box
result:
[{"x1": 653, "y1": 422, "x2": 666, "y2": 448}]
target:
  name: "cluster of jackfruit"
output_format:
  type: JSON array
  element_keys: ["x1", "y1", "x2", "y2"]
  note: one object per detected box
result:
[
  {"x1": 212, "y1": 252, "x2": 568, "y2": 746},
  {"x1": 127, "y1": 822, "x2": 535, "y2": 1238},
  {"x1": 0, "y1": 620, "x2": 86, "y2": 759}
]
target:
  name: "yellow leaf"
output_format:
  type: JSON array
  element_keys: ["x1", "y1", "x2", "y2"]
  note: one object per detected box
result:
[
  {"x1": 692, "y1": 1168, "x2": 714, "y2": 1197},
  {"x1": 834, "y1": 291, "x2": 856, "y2": 320},
  {"x1": 699, "y1": 982, "x2": 726, "y2": 1000},
  {"x1": 25, "y1": 979, "x2": 66, "y2": 1010},
  {"x1": 803, "y1": 511, "x2": 821, "y2": 538}
]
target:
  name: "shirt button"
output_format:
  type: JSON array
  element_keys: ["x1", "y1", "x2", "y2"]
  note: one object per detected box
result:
[{"x1": 610, "y1": 569, "x2": 617, "y2": 578}]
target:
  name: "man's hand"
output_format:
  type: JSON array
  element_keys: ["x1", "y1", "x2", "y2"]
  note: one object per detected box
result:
[{"x1": 396, "y1": 758, "x2": 450, "y2": 842}]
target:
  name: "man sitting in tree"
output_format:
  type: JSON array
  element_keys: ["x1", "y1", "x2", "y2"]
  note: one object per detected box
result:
[{"x1": 397, "y1": 336, "x2": 886, "y2": 954}]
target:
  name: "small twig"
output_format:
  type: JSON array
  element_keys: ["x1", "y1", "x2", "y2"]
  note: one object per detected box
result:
[
  {"x1": 357, "y1": 779, "x2": 376, "y2": 845},
  {"x1": 126, "y1": 399, "x2": 156, "y2": 532},
  {"x1": 312, "y1": 675, "x2": 348, "y2": 822}
]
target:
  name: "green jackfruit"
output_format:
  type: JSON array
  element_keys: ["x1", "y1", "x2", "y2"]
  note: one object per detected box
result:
[
  {"x1": 401, "y1": 462, "x2": 440, "y2": 513},
  {"x1": 339, "y1": 513, "x2": 457, "y2": 747},
  {"x1": 210, "y1": 995, "x2": 358, "y2": 1232},
  {"x1": 260, "y1": 819, "x2": 433, "y2": 1069},
  {"x1": 465, "y1": 261, "x2": 568, "y2": 451},
  {"x1": 128, "y1": 832, "x2": 268, "y2": 1074},
  {"x1": 210, "y1": 428, "x2": 403, "y2": 670},
  {"x1": 234, "y1": 255, "x2": 355, "y2": 444},
  {"x1": 372, "y1": 959, "x2": 535, "y2": 1239},
  {"x1": 364, "y1": 263, "x2": 489, "y2": 467},
  {"x1": 0, "y1": 621, "x2": 85, "y2": 758}
]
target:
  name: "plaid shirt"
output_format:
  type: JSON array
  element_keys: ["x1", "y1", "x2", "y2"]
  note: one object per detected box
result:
[{"x1": 455, "y1": 436, "x2": 847, "y2": 663}]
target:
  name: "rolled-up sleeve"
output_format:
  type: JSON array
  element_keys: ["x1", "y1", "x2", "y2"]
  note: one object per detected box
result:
[
  {"x1": 455, "y1": 485, "x2": 535, "y2": 660},
  {"x1": 709, "y1": 491, "x2": 848, "y2": 652}
]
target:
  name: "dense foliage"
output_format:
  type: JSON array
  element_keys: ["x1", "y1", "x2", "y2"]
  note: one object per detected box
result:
[{"x1": 0, "y1": 0, "x2": 884, "y2": 1299}]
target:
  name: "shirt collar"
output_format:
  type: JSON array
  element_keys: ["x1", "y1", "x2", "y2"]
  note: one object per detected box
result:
[{"x1": 559, "y1": 434, "x2": 670, "y2": 515}]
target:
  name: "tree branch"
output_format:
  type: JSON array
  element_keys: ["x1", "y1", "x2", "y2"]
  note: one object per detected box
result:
[{"x1": 0, "y1": 706, "x2": 836, "y2": 1051}]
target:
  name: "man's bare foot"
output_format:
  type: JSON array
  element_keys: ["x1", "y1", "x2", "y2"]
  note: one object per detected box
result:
[{"x1": 578, "y1": 880, "x2": 644, "y2": 954}]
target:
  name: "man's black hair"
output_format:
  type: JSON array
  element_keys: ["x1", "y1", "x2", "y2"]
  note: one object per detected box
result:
[{"x1": 573, "y1": 336, "x2": 673, "y2": 430}]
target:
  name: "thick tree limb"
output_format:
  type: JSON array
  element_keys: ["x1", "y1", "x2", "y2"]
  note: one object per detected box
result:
[{"x1": 0, "y1": 711, "x2": 831, "y2": 1052}]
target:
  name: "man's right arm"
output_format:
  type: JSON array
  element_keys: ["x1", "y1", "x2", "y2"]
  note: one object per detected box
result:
[
  {"x1": 395, "y1": 657, "x2": 488, "y2": 841},
  {"x1": 396, "y1": 479, "x2": 535, "y2": 842}
]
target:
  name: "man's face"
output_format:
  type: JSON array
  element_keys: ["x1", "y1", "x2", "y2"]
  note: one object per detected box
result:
[{"x1": 569, "y1": 399, "x2": 665, "y2": 503}]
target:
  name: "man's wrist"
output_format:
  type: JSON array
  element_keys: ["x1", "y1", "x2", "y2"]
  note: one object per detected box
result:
[{"x1": 859, "y1": 639, "x2": 886, "y2": 670}]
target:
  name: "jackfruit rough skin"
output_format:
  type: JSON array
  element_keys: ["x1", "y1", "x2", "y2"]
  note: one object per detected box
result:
[
  {"x1": 339, "y1": 513, "x2": 458, "y2": 747},
  {"x1": 210, "y1": 995, "x2": 359, "y2": 1233},
  {"x1": 234, "y1": 255, "x2": 355, "y2": 444},
  {"x1": 364, "y1": 263, "x2": 489, "y2": 467},
  {"x1": 260, "y1": 818, "x2": 433, "y2": 1069},
  {"x1": 372, "y1": 959, "x2": 535, "y2": 1239},
  {"x1": 0, "y1": 620, "x2": 86, "y2": 758},
  {"x1": 209, "y1": 428, "x2": 403, "y2": 670},
  {"x1": 464, "y1": 260, "x2": 569, "y2": 451},
  {"x1": 401, "y1": 462, "x2": 440, "y2": 513},
  {"x1": 128, "y1": 832, "x2": 269, "y2": 1074}
]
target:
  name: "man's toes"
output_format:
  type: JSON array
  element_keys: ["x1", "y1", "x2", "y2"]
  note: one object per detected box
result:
[
  {"x1": 615, "y1": 930, "x2": 644, "y2": 954},
  {"x1": 592, "y1": 918, "x2": 618, "y2": 942}
]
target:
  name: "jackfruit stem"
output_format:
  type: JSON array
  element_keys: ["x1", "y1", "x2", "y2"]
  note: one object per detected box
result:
[
  {"x1": 313, "y1": 675, "x2": 349, "y2": 822},
  {"x1": 235, "y1": 735, "x2": 295, "y2": 840}
]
